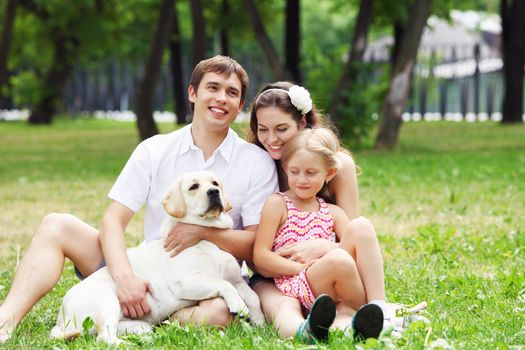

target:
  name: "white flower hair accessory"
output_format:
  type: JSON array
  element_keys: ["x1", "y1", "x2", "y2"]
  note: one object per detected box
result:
[{"x1": 287, "y1": 85, "x2": 312, "y2": 116}]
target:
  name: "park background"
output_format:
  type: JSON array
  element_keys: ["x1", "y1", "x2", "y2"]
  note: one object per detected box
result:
[{"x1": 0, "y1": 0, "x2": 524, "y2": 349}]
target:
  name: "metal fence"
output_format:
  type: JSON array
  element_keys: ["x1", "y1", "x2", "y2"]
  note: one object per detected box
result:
[{"x1": 401, "y1": 44, "x2": 523, "y2": 121}]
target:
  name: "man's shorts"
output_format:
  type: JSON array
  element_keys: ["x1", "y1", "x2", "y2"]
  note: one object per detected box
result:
[
  {"x1": 74, "y1": 258, "x2": 106, "y2": 280},
  {"x1": 248, "y1": 273, "x2": 273, "y2": 288}
]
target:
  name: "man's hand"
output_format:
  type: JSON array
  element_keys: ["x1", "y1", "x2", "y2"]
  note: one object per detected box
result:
[
  {"x1": 164, "y1": 223, "x2": 204, "y2": 256},
  {"x1": 116, "y1": 275, "x2": 155, "y2": 319},
  {"x1": 276, "y1": 239, "x2": 336, "y2": 263}
]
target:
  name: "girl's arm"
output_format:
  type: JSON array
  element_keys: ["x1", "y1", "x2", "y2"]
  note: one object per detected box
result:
[
  {"x1": 331, "y1": 152, "x2": 360, "y2": 220},
  {"x1": 275, "y1": 153, "x2": 359, "y2": 263},
  {"x1": 253, "y1": 194, "x2": 306, "y2": 278}
]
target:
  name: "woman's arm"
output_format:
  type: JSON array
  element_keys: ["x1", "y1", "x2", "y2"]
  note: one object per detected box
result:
[
  {"x1": 327, "y1": 203, "x2": 350, "y2": 242},
  {"x1": 331, "y1": 152, "x2": 360, "y2": 220},
  {"x1": 253, "y1": 195, "x2": 306, "y2": 278}
]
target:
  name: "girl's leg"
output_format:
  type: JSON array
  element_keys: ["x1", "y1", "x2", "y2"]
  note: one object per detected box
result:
[
  {"x1": 339, "y1": 217, "x2": 385, "y2": 303},
  {"x1": 332, "y1": 301, "x2": 354, "y2": 330},
  {"x1": 306, "y1": 248, "x2": 366, "y2": 311},
  {"x1": 252, "y1": 279, "x2": 304, "y2": 338}
]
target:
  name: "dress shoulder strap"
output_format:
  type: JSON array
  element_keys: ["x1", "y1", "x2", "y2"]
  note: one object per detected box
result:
[{"x1": 277, "y1": 192, "x2": 295, "y2": 211}]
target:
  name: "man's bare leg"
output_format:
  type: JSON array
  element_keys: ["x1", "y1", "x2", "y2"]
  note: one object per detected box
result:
[
  {"x1": 0, "y1": 213, "x2": 103, "y2": 342},
  {"x1": 171, "y1": 298, "x2": 232, "y2": 327}
]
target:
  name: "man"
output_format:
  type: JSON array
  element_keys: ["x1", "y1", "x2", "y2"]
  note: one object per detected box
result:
[{"x1": 0, "y1": 55, "x2": 278, "y2": 341}]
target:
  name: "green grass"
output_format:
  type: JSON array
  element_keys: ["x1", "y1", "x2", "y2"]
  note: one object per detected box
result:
[{"x1": 1, "y1": 118, "x2": 524, "y2": 349}]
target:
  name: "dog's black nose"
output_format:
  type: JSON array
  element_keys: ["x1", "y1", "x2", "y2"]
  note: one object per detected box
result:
[{"x1": 207, "y1": 188, "x2": 220, "y2": 197}]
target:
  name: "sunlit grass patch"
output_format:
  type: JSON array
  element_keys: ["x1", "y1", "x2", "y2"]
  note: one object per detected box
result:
[{"x1": 0, "y1": 118, "x2": 524, "y2": 349}]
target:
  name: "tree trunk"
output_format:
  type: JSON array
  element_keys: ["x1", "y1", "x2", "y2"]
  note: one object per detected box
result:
[
  {"x1": 285, "y1": 0, "x2": 301, "y2": 84},
  {"x1": 501, "y1": 0, "x2": 525, "y2": 124},
  {"x1": 133, "y1": 0, "x2": 175, "y2": 140},
  {"x1": 28, "y1": 33, "x2": 77, "y2": 124},
  {"x1": 244, "y1": 0, "x2": 289, "y2": 80},
  {"x1": 0, "y1": 0, "x2": 18, "y2": 97},
  {"x1": 169, "y1": 0, "x2": 189, "y2": 124},
  {"x1": 220, "y1": 0, "x2": 230, "y2": 56},
  {"x1": 391, "y1": 21, "x2": 404, "y2": 67},
  {"x1": 374, "y1": 0, "x2": 432, "y2": 150},
  {"x1": 191, "y1": 0, "x2": 207, "y2": 65},
  {"x1": 25, "y1": 1, "x2": 79, "y2": 125},
  {"x1": 329, "y1": 0, "x2": 373, "y2": 126}
]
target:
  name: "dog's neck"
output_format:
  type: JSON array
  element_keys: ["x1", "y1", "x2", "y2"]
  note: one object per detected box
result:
[{"x1": 172, "y1": 212, "x2": 233, "y2": 230}]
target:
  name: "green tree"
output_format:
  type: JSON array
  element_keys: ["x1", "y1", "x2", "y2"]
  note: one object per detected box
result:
[
  {"x1": 501, "y1": 0, "x2": 525, "y2": 124},
  {"x1": 244, "y1": 0, "x2": 290, "y2": 80},
  {"x1": 191, "y1": 0, "x2": 207, "y2": 65},
  {"x1": 0, "y1": 0, "x2": 18, "y2": 103},
  {"x1": 133, "y1": 0, "x2": 175, "y2": 140},
  {"x1": 329, "y1": 0, "x2": 375, "y2": 146},
  {"x1": 375, "y1": 0, "x2": 433, "y2": 150},
  {"x1": 169, "y1": 0, "x2": 189, "y2": 124},
  {"x1": 285, "y1": 0, "x2": 301, "y2": 83}
]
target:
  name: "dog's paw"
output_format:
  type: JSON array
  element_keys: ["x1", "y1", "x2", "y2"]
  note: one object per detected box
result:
[
  {"x1": 49, "y1": 326, "x2": 82, "y2": 340},
  {"x1": 249, "y1": 312, "x2": 265, "y2": 326},
  {"x1": 117, "y1": 320, "x2": 153, "y2": 335},
  {"x1": 97, "y1": 333, "x2": 123, "y2": 345}
]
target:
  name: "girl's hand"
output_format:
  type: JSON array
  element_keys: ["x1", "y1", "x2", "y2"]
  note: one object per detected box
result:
[
  {"x1": 302, "y1": 258, "x2": 318, "y2": 271},
  {"x1": 276, "y1": 239, "x2": 337, "y2": 263},
  {"x1": 288, "y1": 259, "x2": 317, "y2": 276}
]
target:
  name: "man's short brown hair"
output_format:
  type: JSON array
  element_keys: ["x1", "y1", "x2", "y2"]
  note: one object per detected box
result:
[{"x1": 189, "y1": 55, "x2": 249, "y2": 113}]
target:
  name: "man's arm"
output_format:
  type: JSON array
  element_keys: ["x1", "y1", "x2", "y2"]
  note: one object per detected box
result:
[
  {"x1": 164, "y1": 224, "x2": 257, "y2": 262},
  {"x1": 99, "y1": 200, "x2": 154, "y2": 318}
]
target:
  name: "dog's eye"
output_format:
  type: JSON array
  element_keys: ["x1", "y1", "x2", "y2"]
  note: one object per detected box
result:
[
  {"x1": 189, "y1": 184, "x2": 199, "y2": 191},
  {"x1": 212, "y1": 181, "x2": 219, "y2": 186}
]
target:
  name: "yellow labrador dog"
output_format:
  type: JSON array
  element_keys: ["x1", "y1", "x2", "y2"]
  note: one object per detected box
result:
[{"x1": 50, "y1": 171, "x2": 264, "y2": 344}]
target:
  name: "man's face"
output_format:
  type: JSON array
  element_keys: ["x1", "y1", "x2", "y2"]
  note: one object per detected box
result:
[{"x1": 188, "y1": 72, "x2": 244, "y2": 131}]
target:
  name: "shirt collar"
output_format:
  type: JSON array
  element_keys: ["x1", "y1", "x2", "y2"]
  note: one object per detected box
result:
[
  {"x1": 179, "y1": 124, "x2": 235, "y2": 163},
  {"x1": 179, "y1": 124, "x2": 194, "y2": 156}
]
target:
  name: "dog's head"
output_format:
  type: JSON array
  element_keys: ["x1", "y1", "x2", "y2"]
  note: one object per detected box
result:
[{"x1": 163, "y1": 171, "x2": 232, "y2": 220}]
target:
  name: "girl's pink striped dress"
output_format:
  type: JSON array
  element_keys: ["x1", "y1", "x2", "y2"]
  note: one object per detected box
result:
[{"x1": 272, "y1": 192, "x2": 334, "y2": 310}]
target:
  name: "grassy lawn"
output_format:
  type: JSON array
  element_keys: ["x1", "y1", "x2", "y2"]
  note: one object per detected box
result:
[{"x1": 0, "y1": 118, "x2": 524, "y2": 349}]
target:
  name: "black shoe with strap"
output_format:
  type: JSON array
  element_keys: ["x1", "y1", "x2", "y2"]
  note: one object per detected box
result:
[
  {"x1": 297, "y1": 294, "x2": 336, "y2": 342},
  {"x1": 352, "y1": 303, "x2": 384, "y2": 341}
]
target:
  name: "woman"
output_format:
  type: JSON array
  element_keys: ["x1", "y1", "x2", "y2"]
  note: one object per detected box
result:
[{"x1": 247, "y1": 82, "x2": 387, "y2": 340}]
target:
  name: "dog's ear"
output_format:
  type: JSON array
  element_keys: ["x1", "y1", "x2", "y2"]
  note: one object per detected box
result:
[
  {"x1": 219, "y1": 182, "x2": 233, "y2": 212},
  {"x1": 163, "y1": 178, "x2": 186, "y2": 218},
  {"x1": 224, "y1": 200, "x2": 232, "y2": 212}
]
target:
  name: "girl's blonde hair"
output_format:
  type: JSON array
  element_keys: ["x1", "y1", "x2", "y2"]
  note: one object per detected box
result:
[
  {"x1": 282, "y1": 127, "x2": 357, "y2": 203},
  {"x1": 282, "y1": 127, "x2": 342, "y2": 174}
]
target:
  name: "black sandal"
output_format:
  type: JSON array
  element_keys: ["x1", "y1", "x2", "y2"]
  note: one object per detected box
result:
[
  {"x1": 297, "y1": 294, "x2": 336, "y2": 342},
  {"x1": 352, "y1": 303, "x2": 384, "y2": 341}
]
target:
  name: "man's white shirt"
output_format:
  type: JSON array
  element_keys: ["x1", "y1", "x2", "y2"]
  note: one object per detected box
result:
[{"x1": 108, "y1": 124, "x2": 278, "y2": 242}]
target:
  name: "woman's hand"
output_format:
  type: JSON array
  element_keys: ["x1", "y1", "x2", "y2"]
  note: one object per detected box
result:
[{"x1": 276, "y1": 239, "x2": 337, "y2": 264}]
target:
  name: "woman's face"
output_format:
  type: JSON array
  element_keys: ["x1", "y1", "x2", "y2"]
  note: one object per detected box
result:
[{"x1": 256, "y1": 107, "x2": 305, "y2": 160}]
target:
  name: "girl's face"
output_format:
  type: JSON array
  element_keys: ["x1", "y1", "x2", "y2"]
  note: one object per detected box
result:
[
  {"x1": 284, "y1": 150, "x2": 336, "y2": 200},
  {"x1": 256, "y1": 107, "x2": 305, "y2": 160}
]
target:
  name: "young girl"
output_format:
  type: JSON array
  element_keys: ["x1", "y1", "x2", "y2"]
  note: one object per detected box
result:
[{"x1": 253, "y1": 127, "x2": 384, "y2": 342}]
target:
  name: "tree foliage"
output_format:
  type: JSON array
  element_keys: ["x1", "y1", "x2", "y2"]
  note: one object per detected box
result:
[{"x1": 1, "y1": 0, "x2": 513, "y2": 145}]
